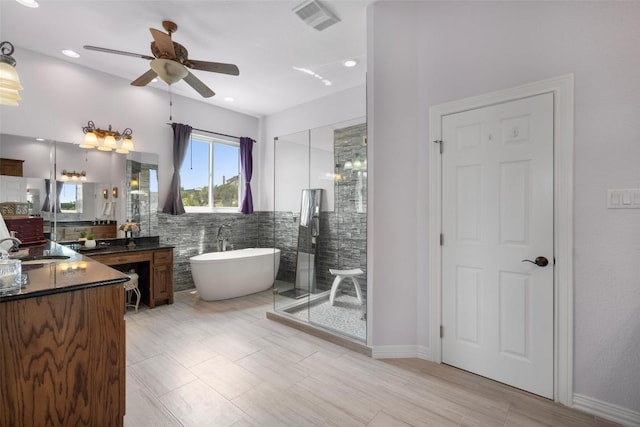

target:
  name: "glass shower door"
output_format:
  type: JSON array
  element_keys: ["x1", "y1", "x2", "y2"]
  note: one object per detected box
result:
[
  {"x1": 273, "y1": 118, "x2": 367, "y2": 343},
  {"x1": 273, "y1": 130, "x2": 310, "y2": 315}
]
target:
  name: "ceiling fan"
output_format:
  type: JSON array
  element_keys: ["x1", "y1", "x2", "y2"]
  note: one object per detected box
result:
[{"x1": 84, "y1": 20, "x2": 239, "y2": 98}]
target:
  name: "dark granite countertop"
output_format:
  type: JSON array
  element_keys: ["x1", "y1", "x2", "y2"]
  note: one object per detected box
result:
[
  {"x1": 0, "y1": 241, "x2": 130, "y2": 303},
  {"x1": 76, "y1": 242, "x2": 174, "y2": 257}
]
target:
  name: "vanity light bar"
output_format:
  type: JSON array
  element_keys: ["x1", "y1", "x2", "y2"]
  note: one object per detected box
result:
[
  {"x1": 61, "y1": 170, "x2": 87, "y2": 181},
  {"x1": 80, "y1": 121, "x2": 135, "y2": 153}
]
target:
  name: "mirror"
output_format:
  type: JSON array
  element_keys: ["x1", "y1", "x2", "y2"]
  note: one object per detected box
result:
[
  {"x1": 0, "y1": 133, "x2": 158, "y2": 240},
  {"x1": 287, "y1": 189, "x2": 322, "y2": 298},
  {"x1": 126, "y1": 152, "x2": 159, "y2": 238}
]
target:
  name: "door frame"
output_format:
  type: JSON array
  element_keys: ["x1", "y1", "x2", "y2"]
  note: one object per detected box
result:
[{"x1": 428, "y1": 75, "x2": 574, "y2": 405}]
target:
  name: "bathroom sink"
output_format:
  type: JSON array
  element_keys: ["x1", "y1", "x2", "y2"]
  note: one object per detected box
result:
[{"x1": 19, "y1": 255, "x2": 70, "y2": 265}]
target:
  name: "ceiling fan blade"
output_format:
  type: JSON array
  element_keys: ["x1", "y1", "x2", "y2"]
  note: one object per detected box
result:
[
  {"x1": 183, "y1": 71, "x2": 215, "y2": 98},
  {"x1": 188, "y1": 60, "x2": 240, "y2": 76},
  {"x1": 149, "y1": 28, "x2": 175, "y2": 58},
  {"x1": 131, "y1": 69, "x2": 158, "y2": 87},
  {"x1": 84, "y1": 45, "x2": 154, "y2": 60}
]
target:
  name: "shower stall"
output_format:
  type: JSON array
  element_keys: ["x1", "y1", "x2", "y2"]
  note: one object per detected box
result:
[{"x1": 272, "y1": 117, "x2": 367, "y2": 342}]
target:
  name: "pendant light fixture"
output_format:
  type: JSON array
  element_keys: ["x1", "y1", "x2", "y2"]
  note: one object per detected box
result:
[{"x1": 0, "y1": 41, "x2": 24, "y2": 106}]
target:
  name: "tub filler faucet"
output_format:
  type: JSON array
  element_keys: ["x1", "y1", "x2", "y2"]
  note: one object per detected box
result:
[{"x1": 217, "y1": 224, "x2": 231, "y2": 252}]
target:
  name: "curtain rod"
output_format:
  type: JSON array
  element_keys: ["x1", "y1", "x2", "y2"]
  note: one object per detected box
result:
[{"x1": 166, "y1": 122, "x2": 243, "y2": 141}]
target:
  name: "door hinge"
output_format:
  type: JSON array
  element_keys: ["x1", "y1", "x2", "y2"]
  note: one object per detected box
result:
[
  {"x1": 440, "y1": 325, "x2": 444, "y2": 338},
  {"x1": 434, "y1": 139, "x2": 443, "y2": 154},
  {"x1": 440, "y1": 233, "x2": 444, "y2": 246}
]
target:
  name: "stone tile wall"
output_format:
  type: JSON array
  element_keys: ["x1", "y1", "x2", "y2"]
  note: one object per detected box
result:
[{"x1": 158, "y1": 212, "x2": 259, "y2": 291}]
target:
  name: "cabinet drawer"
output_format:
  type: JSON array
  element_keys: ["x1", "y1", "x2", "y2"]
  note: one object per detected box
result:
[
  {"x1": 4, "y1": 217, "x2": 44, "y2": 244},
  {"x1": 91, "y1": 251, "x2": 153, "y2": 266},
  {"x1": 91, "y1": 225, "x2": 117, "y2": 239},
  {"x1": 154, "y1": 250, "x2": 173, "y2": 265}
]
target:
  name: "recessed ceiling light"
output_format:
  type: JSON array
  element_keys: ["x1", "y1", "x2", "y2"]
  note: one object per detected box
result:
[
  {"x1": 35, "y1": 137, "x2": 45, "y2": 141},
  {"x1": 151, "y1": 78, "x2": 159, "y2": 83},
  {"x1": 16, "y1": 0, "x2": 39, "y2": 8},
  {"x1": 61, "y1": 49, "x2": 80, "y2": 58},
  {"x1": 343, "y1": 59, "x2": 358, "y2": 68},
  {"x1": 224, "y1": 97, "x2": 235, "y2": 102}
]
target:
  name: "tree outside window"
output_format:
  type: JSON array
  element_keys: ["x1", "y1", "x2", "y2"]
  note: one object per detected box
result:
[
  {"x1": 180, "y1": 134, "x2": 241, "y2": 212},
  {"x1": 60, "y1": 183, "x2": 83, "y2": 213}
]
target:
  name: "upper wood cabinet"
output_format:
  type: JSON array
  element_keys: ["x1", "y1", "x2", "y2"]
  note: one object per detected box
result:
[{"x1": 0, "y1": 158, "x2": 24, "y2": 177}]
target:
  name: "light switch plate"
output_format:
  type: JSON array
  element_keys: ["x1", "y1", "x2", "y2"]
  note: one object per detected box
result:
[{"x1": 608, "y1": 188, "x2": 640, "y2": 209}]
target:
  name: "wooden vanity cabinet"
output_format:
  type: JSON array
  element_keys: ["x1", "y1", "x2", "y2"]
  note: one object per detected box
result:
[
  {"x1": 0, "y1": 284, "x2": 126, "y2": 426},
  {"x1": 4, "y1": 216, "x2": 45, "y2": 244},
  {"x1": 89, "y1": 247, "x2": 173, "y2": 308},
  {"x1": 153, "y1": 249, "x2": 174, "y2": 305},
  {"x1": 59, "y1": 223, "x2": 117, "y2": 241}
]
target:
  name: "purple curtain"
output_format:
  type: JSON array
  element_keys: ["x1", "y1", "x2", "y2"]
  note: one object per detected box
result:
[
  {"x1": 162, "y1": 123, "x2": 192, "y2": 215},
  {"x1": 239, "y1": 137, "x2": 255, "y2": 214}
]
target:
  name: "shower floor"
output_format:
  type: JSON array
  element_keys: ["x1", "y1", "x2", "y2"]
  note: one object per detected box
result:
[{"x1": 287, "y1": 294, "x2": 366, "y2": 341}]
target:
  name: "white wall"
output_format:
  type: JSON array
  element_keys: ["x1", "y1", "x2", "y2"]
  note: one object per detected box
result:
[
  {"x1": 258, "y1": 85, "x2": 366, "y2": 211},
  {"x1": 0, "y1": 48, "x2": 259, "y2": 208},
  {"x1": 368, "y1": 0, "x2": 640, "y2": 416}
]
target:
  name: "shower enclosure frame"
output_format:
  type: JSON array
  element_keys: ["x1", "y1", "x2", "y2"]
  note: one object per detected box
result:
[{"x1": 271, "y1": 117, "x2": 368, "y2": 343}]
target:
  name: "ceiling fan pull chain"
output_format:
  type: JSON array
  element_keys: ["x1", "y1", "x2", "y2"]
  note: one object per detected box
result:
[{"x1": 169, "y1": 85, "x2": 173, "y2": 121}]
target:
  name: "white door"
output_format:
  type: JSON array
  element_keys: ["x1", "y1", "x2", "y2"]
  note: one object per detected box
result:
[{"x1": 441, "y1": 93, "x2": 554, "y2": 398}]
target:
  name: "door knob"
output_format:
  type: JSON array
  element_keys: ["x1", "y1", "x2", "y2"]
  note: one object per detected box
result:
[{"x1": 521, "y1": 256, "x2": 549, "y2": 267}]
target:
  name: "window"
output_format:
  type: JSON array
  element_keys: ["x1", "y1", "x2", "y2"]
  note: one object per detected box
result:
[
  {"x1": 180, "y1": 134, "x2": 241, "y2": 212},
  {"x1": 59, "y1": 182, "x2": 83, "y2": 213}
]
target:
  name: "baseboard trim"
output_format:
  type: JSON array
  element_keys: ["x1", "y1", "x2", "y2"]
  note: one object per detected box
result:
[
  {"x1": 372, "y1": 345, "x2": 431, "y2": 360},
  {"x1": 573, "y1": 393, "x2": 640, "y2": 426}
]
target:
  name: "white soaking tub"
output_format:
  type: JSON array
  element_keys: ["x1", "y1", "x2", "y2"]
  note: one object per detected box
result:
[{"x1": 190, "y1": 248, "x2": 280, "y2": 301}]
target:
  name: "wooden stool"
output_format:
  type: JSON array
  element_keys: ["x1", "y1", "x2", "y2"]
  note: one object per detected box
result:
[{"x1": 329, "y1": 268, "x2": 364, "y2": 306}]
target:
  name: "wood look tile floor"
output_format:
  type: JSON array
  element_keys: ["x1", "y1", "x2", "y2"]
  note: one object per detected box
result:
[{"x1": 124, "y1": 290, "x2": 617, "y2": 427}]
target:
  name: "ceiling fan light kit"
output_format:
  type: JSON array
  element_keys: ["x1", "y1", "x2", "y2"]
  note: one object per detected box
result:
[
  {"x1": 0, "y1": 41, "x2": 24, "y2": 106},
  {"x1": 81, "y1": 121, "x2": 135, "y2": 154},
  {"x1": 151, "y1": 58, "x2": 188, "y2": 84},
  {"x1": 83, "y1": 20, "x2": 239, "y2": 98}
]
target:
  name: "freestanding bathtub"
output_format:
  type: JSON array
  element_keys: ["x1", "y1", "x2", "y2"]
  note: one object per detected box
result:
[{"x1": 190, "y1": 248, "x2": 281, "y2": 301}]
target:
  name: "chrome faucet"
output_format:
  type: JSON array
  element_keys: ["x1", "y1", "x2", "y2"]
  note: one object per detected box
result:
[
  {"x1": 217, "y1": 224, "x2": 231, "y2": 252},
  {"x1": 0, "y1": 237, "x2": 22, "y2": 252}
]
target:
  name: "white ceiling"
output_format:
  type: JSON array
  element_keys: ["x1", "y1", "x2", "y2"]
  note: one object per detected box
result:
[{"x1": 0, "y1": 0, "x2": 371, "y2": 117}]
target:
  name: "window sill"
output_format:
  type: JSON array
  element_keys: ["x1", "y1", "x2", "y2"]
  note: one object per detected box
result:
[{"x1": 183, "y1": 207, "x2": 240, "y2": 214}]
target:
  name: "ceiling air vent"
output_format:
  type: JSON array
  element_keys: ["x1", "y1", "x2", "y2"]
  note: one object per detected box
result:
[{"x1": 292, "y1": 0, "x2": 340, "y2": 31}]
